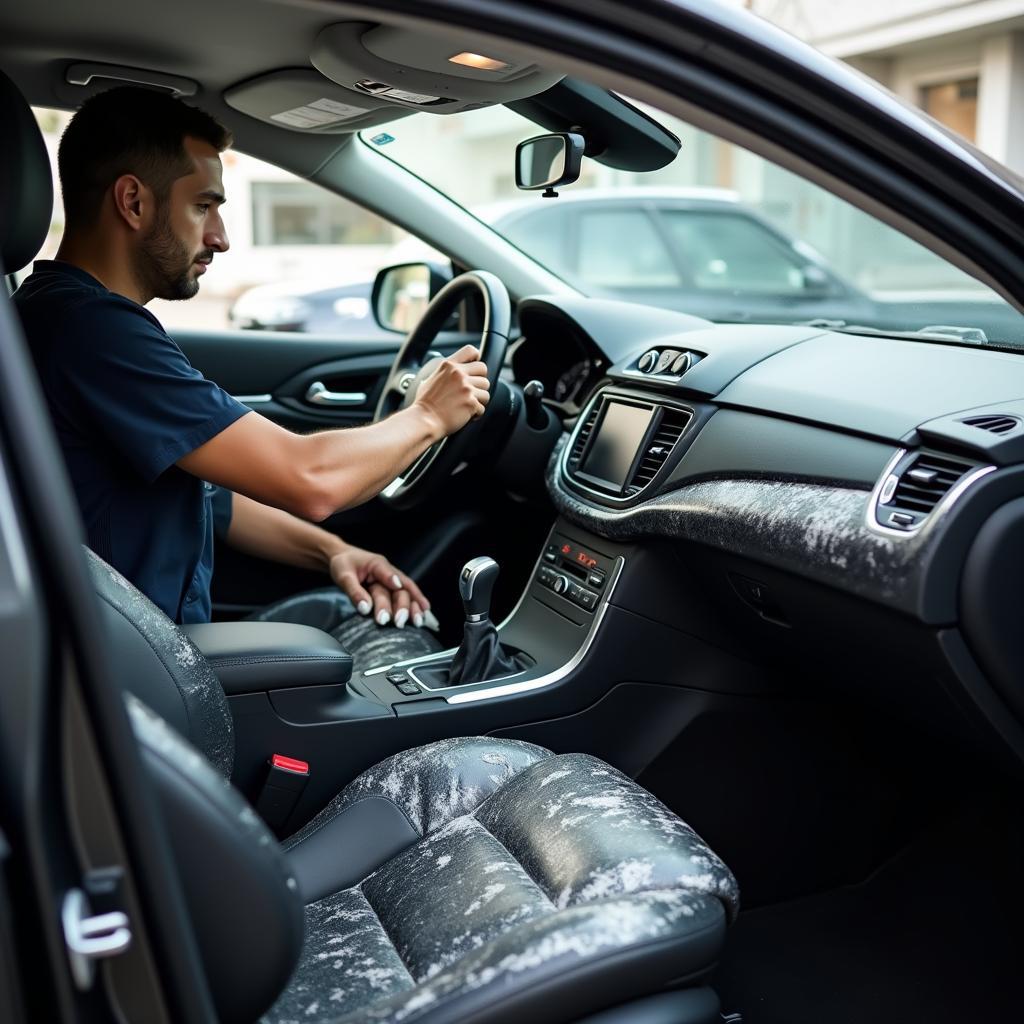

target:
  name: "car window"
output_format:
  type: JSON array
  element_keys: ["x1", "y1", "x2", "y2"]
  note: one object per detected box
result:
[
  {"x1": 369, "y1": 98, "x2": 1024, "y2": 344},
  {"x1": 25, "y1": 108, "x2": 416, "y2": 336},
  {"x1": 662, "y1": 210, "x2": 807, "y2": 293},
  {"x1": 496, "y1": 206, "x2": 572, "y2": 279},
  {"x1": 576, "y1": 209, "x2": 680, "y2": 289}
]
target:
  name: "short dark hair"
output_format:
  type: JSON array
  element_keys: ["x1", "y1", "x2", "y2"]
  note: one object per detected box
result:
[{"x1": 58, "y1": 86, "x2": 232, "y2": 230}]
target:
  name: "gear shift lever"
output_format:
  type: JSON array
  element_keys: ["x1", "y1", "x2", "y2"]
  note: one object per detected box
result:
[
  {"x1": 459, "y1": 556, "x2": 500, "y2": 622},
  {"x1": 449, "y1": 556, "x2": 521, "y2": 684}
]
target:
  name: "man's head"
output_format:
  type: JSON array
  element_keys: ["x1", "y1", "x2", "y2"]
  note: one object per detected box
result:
[{"x1": 58, "y1": 87, "x2": 233, "y2": 301}]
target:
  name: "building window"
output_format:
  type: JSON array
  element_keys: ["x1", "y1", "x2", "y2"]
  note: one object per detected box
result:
[
  {"x1": 920, "y1": 78, "x2": 978, "y2": 143},
  {"x1": 251, "y1": 181, "x2": 399, "y2": 246}
]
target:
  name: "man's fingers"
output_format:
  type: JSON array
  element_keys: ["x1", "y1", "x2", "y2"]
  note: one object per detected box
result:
[
  {"x1": 451, "y1": 344, "x2": 481, "y2": 363},
  {"x1": 394, "y1": 571, "x2": 430, "y2": 611},
  {"x1": 392, "y1": 588, "x2": 412, "y2": 628},
  {"x1": 336, "y1": 569, "x2": 373, "y2": 615},
  {"x1": 369, "y1": 582, "x2": 394, "y2": 625}
]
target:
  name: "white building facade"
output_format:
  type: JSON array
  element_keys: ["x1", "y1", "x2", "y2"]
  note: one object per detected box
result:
[{"x1": 750, "y1": 0, "x2": 1024, "y2": 172}]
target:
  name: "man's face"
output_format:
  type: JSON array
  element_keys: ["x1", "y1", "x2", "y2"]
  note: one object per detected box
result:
[{"x1": 137, "y1": 136, "x2": 229, "y2": 301}]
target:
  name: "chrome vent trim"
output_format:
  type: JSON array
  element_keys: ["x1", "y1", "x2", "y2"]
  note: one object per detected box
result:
[{"x1": 868, "y1": 448, "x2": 995, "y2": 537}]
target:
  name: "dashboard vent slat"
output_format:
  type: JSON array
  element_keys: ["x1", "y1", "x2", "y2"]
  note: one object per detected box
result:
[
  {"x1": 961, "y1": 414, "x2": 1020, "y2": 435},
  {"x1": 568, "y1": 405, "x2": 600, "y2": 468},
  {"x1": 879, "y1": 450, "x2": 976, "y2": 531},
  {"x1": 625, "y1": 408, "x2": 690, "y2": 493}
]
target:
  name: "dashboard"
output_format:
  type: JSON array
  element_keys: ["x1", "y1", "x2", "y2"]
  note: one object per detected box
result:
[{"x1": 511, "y1": 294, "x2": 1024, "y2": 768}]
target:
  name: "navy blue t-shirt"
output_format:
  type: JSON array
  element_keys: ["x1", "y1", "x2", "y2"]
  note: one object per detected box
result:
[{"x1": 14, "y1": 261, "x2": 249, "y2": 623}]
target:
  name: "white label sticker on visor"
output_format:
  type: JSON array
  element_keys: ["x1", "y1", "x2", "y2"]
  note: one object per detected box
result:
[{"x1": 271, "y1": 98, "x2": 369, "y2": 129}]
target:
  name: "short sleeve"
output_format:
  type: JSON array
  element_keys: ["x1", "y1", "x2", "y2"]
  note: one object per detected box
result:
[
  {"x1": 60, "y1": 298, "x2": 250, "y2": 481},
  {"x1": 209, "y1": 485, "x2": 234, "y2": 538}
]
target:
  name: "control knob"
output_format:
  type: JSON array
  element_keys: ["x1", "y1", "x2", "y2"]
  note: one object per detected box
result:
[
  {"x1": 637, "y1": 350, "x2": 659, "y2": 373},
  {"x1": 552, "y1": 574, "x2": 570, "y2": 595}
]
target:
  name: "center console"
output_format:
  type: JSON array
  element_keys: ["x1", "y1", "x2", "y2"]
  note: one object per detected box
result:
[{"x1": 350, "y1": 525, "x2": 624, "y2": 708}]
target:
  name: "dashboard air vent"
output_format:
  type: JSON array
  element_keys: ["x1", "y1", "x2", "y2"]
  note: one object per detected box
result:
[
  {"x1": 960, "y1": 414, "x2": 1020, "y2": 435},
  {"x1": 568, "y1": 405, "x2": 600, "y2": 469},
  {"x1": 878, "y1": 451, "x2": 975, "y2": 531},
  {"x1": 625, "y1": 408, "x2": 691, "y2": 494}
]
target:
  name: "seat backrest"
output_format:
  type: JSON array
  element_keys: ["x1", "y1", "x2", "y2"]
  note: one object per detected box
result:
[
  {"x1": 0, "y1": 67, "x2": 53, "y2": 275},
  {"x1": 90, "y1": 550, "x2": 303, "y2": 1020},
  {"x1": 86, "y1": 547, "x2": 235, "y2": 777}
]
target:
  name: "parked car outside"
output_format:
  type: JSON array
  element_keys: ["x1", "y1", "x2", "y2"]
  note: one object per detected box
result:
[
  {"x1": 228, "y1": 187, "x2": 875, "y2": 335},
  {"x1": 229, "y1": 185, "x2": 1019, "y2": 340}
]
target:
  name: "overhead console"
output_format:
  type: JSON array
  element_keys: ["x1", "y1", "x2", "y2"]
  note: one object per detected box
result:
[{"x1": 225, "y1": 21, "x2": 563, "y2": 133}]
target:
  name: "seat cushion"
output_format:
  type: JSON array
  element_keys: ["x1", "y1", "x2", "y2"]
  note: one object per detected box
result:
[{"x1": 266, "y1": 739, "x2": 739, "y2": 1024}]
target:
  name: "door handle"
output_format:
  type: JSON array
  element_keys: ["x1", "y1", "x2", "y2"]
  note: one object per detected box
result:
[{"x1": 304, "y1": 382, "x2": 368, "y2": 407}]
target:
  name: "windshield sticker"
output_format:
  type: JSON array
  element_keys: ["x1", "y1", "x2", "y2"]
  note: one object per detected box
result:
[{"x1": 371, "y1": 132, "x2": 396, "y2": 146}]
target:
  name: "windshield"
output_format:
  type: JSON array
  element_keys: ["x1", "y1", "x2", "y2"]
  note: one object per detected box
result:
[{"x1": 363, "y1": 99, "x2": 1024, "y2": 347}]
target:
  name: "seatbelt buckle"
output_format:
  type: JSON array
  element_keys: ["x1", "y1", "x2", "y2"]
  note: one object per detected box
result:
[{"x1": 255, "y1": 754, "x2": 309, "y2": 832}]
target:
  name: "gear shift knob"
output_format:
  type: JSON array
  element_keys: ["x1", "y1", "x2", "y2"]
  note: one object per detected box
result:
[{"x1": 459, "y1": 556, "x2": 499, "y2": 622}]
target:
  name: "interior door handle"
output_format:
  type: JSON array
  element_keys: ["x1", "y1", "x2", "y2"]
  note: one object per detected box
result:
[{"x1": 304, "y1": 382, "x2": 367, "y2": 407}]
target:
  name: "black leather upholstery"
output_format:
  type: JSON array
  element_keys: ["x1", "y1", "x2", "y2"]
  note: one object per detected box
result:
[
  {"x1": 84, "y1": 553, "x2": 740, "y2": 1021},
  {"x1": 449, "y1": 617, "x2": 521, "y2": 684},
  {"x1": 265, "y1": 739, "x2": 739, "y2": 1024},
  {"x1": 127, "y1": 695, "x2": 304, "y2": 1024},
  {"x1": 0, "y1": 68, "x2": 53, "y2": 273},
  {"x1": 87, "y1": 548, "x2": 235, "y2": 777},
  {"x1": 183, "y1": 621, "x2": 353, "y2": 694}
]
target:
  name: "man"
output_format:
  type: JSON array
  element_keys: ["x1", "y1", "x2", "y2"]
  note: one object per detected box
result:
[{"x1": 15, "y1": 86, "x2": 490, "y2": 671}]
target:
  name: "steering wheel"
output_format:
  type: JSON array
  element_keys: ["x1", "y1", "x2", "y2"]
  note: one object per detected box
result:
[{"x1": 375, "y1": 270, "x2": 511, "y2": 509}]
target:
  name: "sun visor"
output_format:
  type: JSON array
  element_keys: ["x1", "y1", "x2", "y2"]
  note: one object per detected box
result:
[
  {"x1": 223, "y1": 68, "x2": 417, "y2": 135},
  {"x1": 310, "y1": 22, "x2": 563, "y2": 115}
]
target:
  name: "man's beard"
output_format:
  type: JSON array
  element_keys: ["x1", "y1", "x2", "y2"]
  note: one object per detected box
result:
[{"x1": 137, "y1": 207, "x2": 210, "y2": 302}]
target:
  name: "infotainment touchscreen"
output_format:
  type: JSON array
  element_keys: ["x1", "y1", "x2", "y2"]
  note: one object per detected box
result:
[{"x1": 578, "y1": 402, "x2": 655, "y2": 491}]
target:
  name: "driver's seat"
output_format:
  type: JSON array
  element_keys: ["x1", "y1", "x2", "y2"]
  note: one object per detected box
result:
[{"x1": 91, "y1": 551, "x2": 740, "y2": 1024}]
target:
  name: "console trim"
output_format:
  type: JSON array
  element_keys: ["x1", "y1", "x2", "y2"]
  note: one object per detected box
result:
[
  {"x1": 446, "y1": 554, "x2": 623, "y2": 705},
  {"x1": 358, "y1": 537, "x2": 623, "y2": 706},
  {"x1": 361, "y1": 533, "x2": 556, "y2": 679}
]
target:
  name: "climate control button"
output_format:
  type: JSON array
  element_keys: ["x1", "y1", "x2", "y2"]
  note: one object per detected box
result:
[{"x1": 552, "y1": 574, "x2": 571, "y2": 595}]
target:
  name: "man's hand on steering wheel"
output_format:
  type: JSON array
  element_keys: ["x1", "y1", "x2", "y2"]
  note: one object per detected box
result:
[{"x1": 412, "y1": 344, "x2": 491, "y2": 438}]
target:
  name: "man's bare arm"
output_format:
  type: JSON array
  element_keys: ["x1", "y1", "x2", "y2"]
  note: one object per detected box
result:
[{"x1": 178, "y1": 345, "x2": 488, "y2": 521}]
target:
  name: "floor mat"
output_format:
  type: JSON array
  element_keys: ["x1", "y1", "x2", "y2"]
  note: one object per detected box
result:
[{"x1": 713, "y1": 790, "x2": 1024, "y2": 1023}]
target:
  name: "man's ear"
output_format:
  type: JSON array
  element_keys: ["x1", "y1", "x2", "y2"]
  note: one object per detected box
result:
[{"x1": 111, "y1": 174, "x2": 149, "y2": 233}]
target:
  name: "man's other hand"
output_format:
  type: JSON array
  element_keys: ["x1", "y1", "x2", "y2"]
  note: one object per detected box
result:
[
  {"x1": 413, "y1": 344, "x2": 490, "y2": 438},
  {"x1": 328, "y1": 544, "x2": 431, "y2": 629}
]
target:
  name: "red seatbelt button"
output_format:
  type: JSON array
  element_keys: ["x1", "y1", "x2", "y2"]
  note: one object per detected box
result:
[{"x1": 270, "y1": 754, "x2": 309, "y2": 775}]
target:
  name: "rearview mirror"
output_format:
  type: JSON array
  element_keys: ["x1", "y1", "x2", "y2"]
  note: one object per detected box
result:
[
  {"x1": 515, "y1": 132, "x2": 585, "y2": 196},
  {"x1": 371, "y1": 262, "x2": 452, "y2": 333}
]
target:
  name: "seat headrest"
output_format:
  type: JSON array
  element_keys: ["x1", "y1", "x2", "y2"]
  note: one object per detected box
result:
[{"x1": 0, "y1": 69, "x2": 54, "y2": 274}]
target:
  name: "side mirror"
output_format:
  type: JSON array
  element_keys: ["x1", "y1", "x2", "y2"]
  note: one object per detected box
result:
[
  {"x1": 371, "y1": 261, "x2": 452, "y2": 333},
  {"x1": 515, "y1": 132, "x2": 585, "y2": 196},
  {"x1": 800, "y1": 264, "x2": 834, "y2": 297}
]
